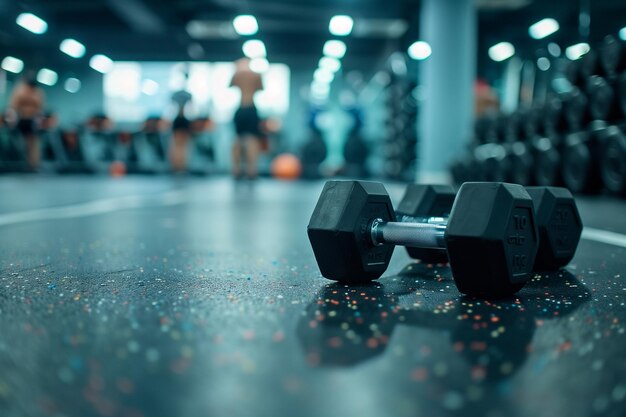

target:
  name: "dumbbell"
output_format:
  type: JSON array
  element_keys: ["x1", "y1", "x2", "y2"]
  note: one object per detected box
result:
[
  {"x1": 562, "y1": 87, "x2": 591, "y2": 132},
  {"x1": 307, "y1": 181, "x2": 539, "y2": 298},
  {"x1": 619, "y1": 71, "x2": 626, "y2": 116},
  {"x1": 600, "y1": 124, "x2": 626, "y2": 195},
  {"x1": 397, "y1": 184, "x2": 582, "y2": 270},
  {"x1": 541, "y1": 94, "x2": 567, "y2": 136},
  {"x1": 579, "y1": 49, "x2": 601, "y2": 80},
  {"x1": 395, "y1": 184, "x2": 456, "y2": 264},
  {"x1": 472, "y1": 142, "x2": 510, "y2": 182},
  {"x1": 530, "y1": 133, "x2": 562, "y2": 186},
  {"x1": 562, "y1": 120, "x2": 607, "y2": 194},
  {"x1": 599, "y1": 36, "x2": 626, "y2": 78},
  {"x1": 587, "y1": 75, "x2": 623, "y2": 121}
]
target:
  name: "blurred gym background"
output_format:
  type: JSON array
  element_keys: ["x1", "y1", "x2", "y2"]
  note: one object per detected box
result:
[{"x1": 1, "y1": 0, "x2": 626, "y2": 194}]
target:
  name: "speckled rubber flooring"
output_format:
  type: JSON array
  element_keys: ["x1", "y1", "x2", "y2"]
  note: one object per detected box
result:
[{"x1": 0, "y1": 176, "x2": 624, "y2": 417}]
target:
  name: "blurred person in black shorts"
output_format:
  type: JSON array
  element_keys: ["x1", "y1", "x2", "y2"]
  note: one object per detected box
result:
[
  {"x1": 170, "y1": 70, "x2": 193, "y2": 172},
  {"x1": 9, "y1": 71, "x2": 45, "y2": 169},
  {"x1": 230, "y1": 58, "x2": 264, "y2": 179}
]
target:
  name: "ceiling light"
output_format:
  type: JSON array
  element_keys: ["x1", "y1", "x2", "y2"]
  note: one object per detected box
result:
[
  {"x1": 314, "y1": 68, "x2": 334, "y2": 84},
  {"x1": 16, "y1": 13, "x2": 48, "y2": 34},
  {"x1": 311, "y1": 82, "x2": 330, "y2": 100},
  {"x1": 64, "y1": 78, "x2": 81, "y2": 93},
  {"x1": 323, "y1": 40, "x2": 347, "y2": 59},
  {"x1": 619, "y1": 27, "x2": 626, "y2": 41},
  {"x1": 1, "y1": 56, "x2": 24, "y2": 74},
  {"x1": 250, "y1": 58, "x2": 269, "y2": 73},
  {"x1": 547, "y1": 43, "x2": 561, "y2": 57},
  {"x1": 488, "y1": 42, "x2": 515, "y2": 62},
  {"x1": 529, "y1": 18, "x2": 559, "y2": 40},
  {"x1": 329, "y1": 15, "x2": 354, "y2": 36},
  {"x1": 408, "y1": 41, "x2": 432, "y2": 60},
  {"x1": 60, "y1": 39, "x2": 86, "y2": 58},
  {"x1": 242, "y1": 39, "x2": 266, "y2": 58},
  {"x1": 90, "y1": 54, "x2": 114, "y2": 73},
  {"x1": 36, "y1": 68, "x2": 58, "y2": 86},
  {"x1": 233, "y1": 15, "x2": 258, "y2": 36},
  {"x1": 319, "y1": 56, "x2": 341, "y2": 73},
  {"x1": 565, "y1": 43, "x2": 590, "y2": 60},
  {"x1": 536, "y1": 57, "x2": 551, "y2": 71}
]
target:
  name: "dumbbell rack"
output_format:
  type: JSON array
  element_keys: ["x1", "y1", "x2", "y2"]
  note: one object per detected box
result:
[
  {"x1": 452, "y1": 34, "x2": 626, "y2": 198},
  {"x1": 383, "y1": 72, "x2": 419, "y2": 181}
]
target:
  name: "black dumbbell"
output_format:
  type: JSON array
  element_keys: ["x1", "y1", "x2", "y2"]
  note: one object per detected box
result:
[
  {"x1": 530, "y1": 133, "x2": 563, "y2": 186},
  {"x1": 599, "y1": 36, "x2": 626, "y2": 78},
  {"x1": 395, "y1": 184, "x2": 456, "y2": 264},
  {"x1": 600, "y1": 124, "x2": 626, "y2": 195},
  {"x1": 619, "y1": 71, "x2": 626, "y2": 116},
  {"x1": 580, "y1": 48, "x2": 602, "y2": 79},
  {"x1": 565, "y1": 59, "x2": 585, "y2": 88},
  {"x1": 473, "y1": 142, "x2": 510, "y2": 182},
  {"x1": 397, "y1": 184, "x2": 582, "y2": 270},
  {"x1": 307, "y1": 181, "x2": 539, "y2": 298},
  {"x1": 587, "y1": 75, "x2": 623, "y2": 121},
  {"x1": 562, "y1": 121, "x2": 607, "y2": 194},
  {"x1": 541, "y1": 94, "x2": 567, "y2": 136},
  {"x1": 562, "y1": 87, "x2": 591, "y2": 132}
]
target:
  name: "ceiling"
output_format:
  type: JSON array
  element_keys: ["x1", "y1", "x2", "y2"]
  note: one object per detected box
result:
[{"x1": 1, "y1": 0, "x2": 626, "y2": 78}]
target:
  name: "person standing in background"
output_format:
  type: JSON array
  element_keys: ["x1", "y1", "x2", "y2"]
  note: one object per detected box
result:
[
  {"x1": 230, "y1": 58, "x2": 264, "y2": 180},
  {"x1": 9, "y1": 72, "x2": 45, "y2": 170},
  {"x1": 170, "y1": 70, "x2": 193, "y2": 172}
]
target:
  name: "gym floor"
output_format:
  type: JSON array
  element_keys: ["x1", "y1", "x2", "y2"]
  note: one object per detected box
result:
[{"x1": 0, "y1": 176, "x2": 625, "y2": 417}]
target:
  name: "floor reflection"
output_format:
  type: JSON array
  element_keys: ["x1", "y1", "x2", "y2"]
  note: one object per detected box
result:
[{"x1": 298, "y1": 263, "x2": 590, "y2": 383}]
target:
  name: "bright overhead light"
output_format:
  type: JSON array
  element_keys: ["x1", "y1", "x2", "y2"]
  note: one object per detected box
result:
[
  {"x1": 488, "y1": 42, "x2": 515, "y2": 62},
  {"x1": 311, "y1": 82, "x2": 330, "y2": 100},
  {"x1": 16, "y1": 13, "x2": 48, "y2": 34},
  {"x1": 60, "y1": 39, "x2": 86, "y2": 58},
  {"x1": 90, "y1": 54, "x2": 114, "y2": 73},
  {"x1": 528, "y1": 18, "x2": 559, "y2": 40},
  {"x1": 233, "y1": 15, "x2": 258, "y2": 36},
  {"x1": 311, "y1": 82, "x2": 330, "y2": 95},
  {"x1": 619, "y1": 27, "x2": 626, "y2": 41},
  {"x1": 1, "y1": 56, "x2": 24, "y2": 74},
  {"x1": 408, "y1": 41, "x2": 432, "y2": 60},
  {"x1": 536, "y1": 57, "x2": 551, "y2": 71},
  {"x1": 36, "y1": 68, "x2": 58, "y2": 86},
  {"x1": 64, "y1": 77, "x2": 81, "y2": 93},
  {"x1": 141, "y1": 79, "x2": 159, "y2": 96},
  {"x1": 323, "y1": 40, "x2": 347, "y2": 59},
  {"x1": 242, "y1": 39, "x2": 266, "y2": 58},
  {"x1": 314, "y1": 68, "x2": 334, "y2": 84},
  {"x1": 565, "y1": 42, "x2": 590, "y2": 60},
  {"x1": 250, "y1": 57, "x2": 269, "y2": 73},
  {"x1": 547, "y1": 42, "x2": 561, "y2": 57},
  {"x1": 329, "y1": 15, "x2": 354, "y2": 36},
  {"x1": 319, "y1": 56, "x2": 341, "y2": 73}
]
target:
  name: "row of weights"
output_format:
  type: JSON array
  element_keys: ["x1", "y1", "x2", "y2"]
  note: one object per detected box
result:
[
  {"x1": 452, "y1": 121, "x2": 626, "y2": 195},
  {"x1": 475, "y1": 72, "x2": 626, "y2": 148},
  {"x1": 567, "y1": 35, "x2": 626, "y2": 87}
]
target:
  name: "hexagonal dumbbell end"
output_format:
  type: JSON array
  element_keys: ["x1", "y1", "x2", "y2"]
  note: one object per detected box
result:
[
  {"x1": 307, "y1": 181, "x2": 396, "y2": 283},
  {"x1": 525, "y1": 187, "x2": 583, "y2": 270},
  {"x1": 444, "y1": 183, "x2": 539, "y2": 298},
  {"x1": 396, "y1": 184, "x2": 456, "y2": 264}
]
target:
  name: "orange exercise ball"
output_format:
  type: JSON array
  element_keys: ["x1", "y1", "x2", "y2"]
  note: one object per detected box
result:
[
  {"x1": 271, "y1": 153, "x2": 302, "y2": 180},
  {"x1": 109, "y1": 161, "x2": 127, "y2": 177}
]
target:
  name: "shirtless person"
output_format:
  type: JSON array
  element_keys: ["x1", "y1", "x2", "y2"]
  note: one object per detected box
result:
[
  {"x1": 169, "y1": 71, "x2": 193, "y2": 172},
  {"x1": 9, "y1": 72, "x2": 45, "y2": 169},
  {"x1": 230, "y1": 58, "x2": 264, "y2": 179}
]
